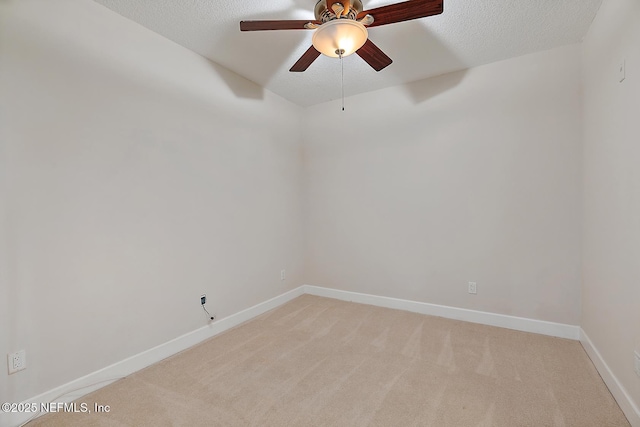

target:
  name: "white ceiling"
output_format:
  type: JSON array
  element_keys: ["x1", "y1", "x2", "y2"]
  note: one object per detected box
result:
[{"x1": 92, "y1": 0, "x2": 602, "y2": 106}]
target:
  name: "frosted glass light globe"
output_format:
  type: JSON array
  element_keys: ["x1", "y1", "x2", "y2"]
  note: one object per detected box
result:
[{"x1": 312, "y1": 19, "x2": 368, "y2": 58}]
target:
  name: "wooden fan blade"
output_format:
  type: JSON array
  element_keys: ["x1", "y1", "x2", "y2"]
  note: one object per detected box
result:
[
  {"x1": 240, "y1": 20, "x2": 319, "y2": 31},
  {"x1": 356, "y1": 39, "x2": 392, "y2": 71},
  {"x1": 358, "y1": 0, "x2": 443, "y2": 28},
  {"x1": 290, "y1": 46, "x2": 321, "y2": 72}
]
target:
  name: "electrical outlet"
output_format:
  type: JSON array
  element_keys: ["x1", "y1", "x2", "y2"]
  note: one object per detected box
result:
[
  {"x1": 200, "y1": 294, "x2": 206, "y2": 305},
  {"x1": 280, "y1": 269, "x2": 286, "y2": 281},
  {"x1": 634, "y1": 351, "x2": 640, "y2": 377},
  {"x1": 7, "y1": 350, "x2": 26, "y2": 374},
  {"x1": 468, "y1": 282, "x2": 477, "y2": 294}
]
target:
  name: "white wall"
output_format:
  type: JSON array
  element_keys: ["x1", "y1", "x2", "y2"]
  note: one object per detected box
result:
[
  {"x1": 303, "y1": 45, "x2": 583, "y2": 326},
  {"x1": 0, "y1": 0, "x2": 304, "y2": 403},
  {"x1": 2, "y1": 0, "x2": 636, "y2": 421},
  {"x1": 582, "y1": 0, "x2": 640, "y2": 418},
  {"x1": 0, "y1": 127, "x2": 9, "y2": 406}
]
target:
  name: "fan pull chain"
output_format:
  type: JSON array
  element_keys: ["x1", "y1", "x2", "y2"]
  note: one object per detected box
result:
[{"x1": 337, "y1": 49, "x2": 345, "y2": 111}]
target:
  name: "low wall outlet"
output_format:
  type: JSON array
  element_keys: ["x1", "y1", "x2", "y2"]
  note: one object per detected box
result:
[
  {"x1": 280, "y1": 269, "x2": 286, "y2": 281},
  {"x1": 634, "y1": 351, "x2": 640, "y2": 377},
  {"x1": 8, "y1": 350, "x2": 26, "y2": 374},
  {"x1": 468, "y1": 282, "x2": 477, "y2": 294}
]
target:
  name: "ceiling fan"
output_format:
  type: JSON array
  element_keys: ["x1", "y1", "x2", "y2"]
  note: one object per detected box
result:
[{"x1": 240, "y1": 0, "x2": 444, "y2": 72}]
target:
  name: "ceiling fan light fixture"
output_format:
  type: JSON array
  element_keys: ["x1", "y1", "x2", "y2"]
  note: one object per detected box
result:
[{"x1": 312, "y1": 19, "x2": 368, "y2": 58}]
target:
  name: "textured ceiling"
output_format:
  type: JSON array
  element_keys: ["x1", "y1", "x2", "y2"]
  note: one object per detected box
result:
[{"x1": 92, "y1": 0, "x2": 602, "y2": 106}]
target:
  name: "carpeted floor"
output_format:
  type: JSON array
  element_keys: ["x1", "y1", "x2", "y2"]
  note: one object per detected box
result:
[{"x1": 29, "y1": 294, "x2": 629, "y2": 426}]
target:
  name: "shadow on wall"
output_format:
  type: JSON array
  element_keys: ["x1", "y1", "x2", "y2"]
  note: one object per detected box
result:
[
  {"x1": 403, "y1": 68, "x2": 468, "y2": 104},
  {"x1": 379, "y1": 21, "x2": 468, "y2": 104},
  {"x1": 208, "y1": 60, "x2": 265, "y2": 101}
]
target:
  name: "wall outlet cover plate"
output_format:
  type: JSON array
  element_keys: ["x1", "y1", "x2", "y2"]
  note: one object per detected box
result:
[
  {"x1": 8, "y1": 350, "x2": 26, "y2": 374},
  {"x1": 468, "y1": 282, "x2": 477, "y2": 294}
]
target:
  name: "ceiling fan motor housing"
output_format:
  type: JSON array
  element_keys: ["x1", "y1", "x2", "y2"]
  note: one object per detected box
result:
[{"x1": 314, "y1": 0, "x2": 364, "y2": 22}]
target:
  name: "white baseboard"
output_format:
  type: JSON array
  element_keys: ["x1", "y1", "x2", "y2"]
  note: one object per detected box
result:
[
  {"x1": 580, "y1": 329, "x2": 640, "y2": 427},
  {"x1": 303, "y1": 285, "x2": 581, "y2": 340},
  {"x1": 3, "y1": 286, "x2": 305, "y2": 427}
]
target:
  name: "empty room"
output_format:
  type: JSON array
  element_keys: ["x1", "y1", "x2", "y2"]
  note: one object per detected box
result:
[{"x1": 1, "y1": 0, "x2": 638, "y2": 425}]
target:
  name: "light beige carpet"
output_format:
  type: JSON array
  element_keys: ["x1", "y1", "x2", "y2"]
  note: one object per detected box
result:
[{"x1": 29, "y1": 295, "x2": 629, "y2": 426}]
